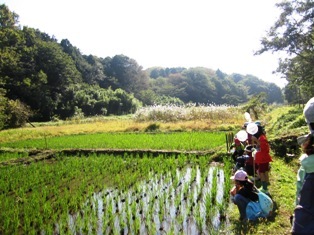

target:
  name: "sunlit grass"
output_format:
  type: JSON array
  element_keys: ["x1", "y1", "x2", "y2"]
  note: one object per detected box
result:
[
  {"x1": 0, "y1": 153, "x2": 228, "y2": 234},
  {"x1": 0, "y1": 103, "x2": 304, "y2": 235},
  {"x1": 1, "y1": 132, "x2": 225, "y2": 150},
  {"x1": 227, "y1": 157, "x2": 296, "y2": 234},
  {"x1": 0, "y1": 104, "x2": 246, "y2": 144}
]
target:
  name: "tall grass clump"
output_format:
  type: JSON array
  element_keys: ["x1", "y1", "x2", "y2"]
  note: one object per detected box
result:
[{"x1": 134, "y1": 103, "x2": 243, "y2": 122}]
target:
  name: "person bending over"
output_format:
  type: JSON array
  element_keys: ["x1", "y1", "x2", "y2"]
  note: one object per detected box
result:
[{"x1": 230, "y1": 169, "x2": 259, "y2": 220}]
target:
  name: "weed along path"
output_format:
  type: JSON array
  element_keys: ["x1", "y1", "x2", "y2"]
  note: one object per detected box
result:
[{"x1": 0, "y1": 148, "x2": 233, "y2": 235}]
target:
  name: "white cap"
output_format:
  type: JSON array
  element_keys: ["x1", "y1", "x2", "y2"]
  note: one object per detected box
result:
[
  {"x1": 304, "y1": 97, "x2": 314, "y2": 133},
  {"x1": 297, "y1": 134, "x2": 311, "y2": 145},
  {"x1": 230, "y1": 170, "x2": 248, "y2": 181},
  {"x1": 246, "y1": 122, "x2": 258, "y2": 135},
  {"x1": 304, "y1": 97, "x2": 314, "y2": 124},
  {"x1": 236, "y1": 130, "x2": 248, "y2": 142}
]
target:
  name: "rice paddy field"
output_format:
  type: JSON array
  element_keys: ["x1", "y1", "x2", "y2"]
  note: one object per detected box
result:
[
  {"x1": 0, "y1": 132, "x2": 231, "y2": 235},
  {"x1": 0, "y1": 104, "x2": 298, "y2": 234},
  {"x1": 0, "y1": 132, "x2": 225, "y2": 151}
]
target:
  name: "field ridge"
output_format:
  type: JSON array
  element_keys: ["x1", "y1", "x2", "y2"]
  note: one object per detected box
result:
[{"x1": 0, "y1": 147, "x2": 220, "y2": 166}]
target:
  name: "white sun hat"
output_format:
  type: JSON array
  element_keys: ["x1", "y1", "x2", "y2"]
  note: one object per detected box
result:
[
  {"x1": 246, "y1": 122, "x2": 258, "y2": 135},
  {"x1": 304, "y1": 97, "x2": 314, "y2": 133},
  {"x1": 236, "y1": 130, "x2": 248, "y2": 142}
]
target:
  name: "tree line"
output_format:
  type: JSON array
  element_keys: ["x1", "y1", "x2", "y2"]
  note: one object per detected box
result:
[{"x1": 1, "y1": 2, "x2": 312, "y2": 129}]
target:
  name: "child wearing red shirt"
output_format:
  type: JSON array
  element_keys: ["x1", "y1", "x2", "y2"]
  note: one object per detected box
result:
[{"x1": 251, "y1": 125, "x2": 273, "y2": 194}]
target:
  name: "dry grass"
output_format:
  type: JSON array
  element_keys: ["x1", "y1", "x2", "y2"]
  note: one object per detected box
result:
[{"x1": 0, "y1": 116, "x2": 244, "y2": 144}]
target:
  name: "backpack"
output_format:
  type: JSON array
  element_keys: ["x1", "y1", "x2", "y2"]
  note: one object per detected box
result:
[
  {"x1": 258, "y1": 191, "x2": 273, "y2": 216},
  {"x1": 246, "y1": 191, "x2": 272, "y2": 221},
  {"x1": 246, "y1": 201, "x2": 267, "y2": 221}
]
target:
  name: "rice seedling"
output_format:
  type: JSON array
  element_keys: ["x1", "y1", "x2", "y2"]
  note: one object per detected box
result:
[
  {"x1": 0, "y1": 151, "x2": 232, "y2": 234},
  {"x1": 1, "y1": 131, "x2": 225, "y2": 151}
]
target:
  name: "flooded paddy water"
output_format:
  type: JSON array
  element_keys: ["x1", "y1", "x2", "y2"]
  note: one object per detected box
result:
[
  {"x1": 63, "y1": 165, "x2": 229, "y2": 235},
  {"x1": 0, "y1": 152, "x2": 232, "y2": 235}
]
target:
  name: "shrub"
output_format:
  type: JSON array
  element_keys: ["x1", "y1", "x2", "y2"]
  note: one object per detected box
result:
[
  {"x1": 144, "y1": 123, "x2": 160, "y2": 132},
  {"x1": 5, "y1": 99, "x2": 32, "y2": 129}
]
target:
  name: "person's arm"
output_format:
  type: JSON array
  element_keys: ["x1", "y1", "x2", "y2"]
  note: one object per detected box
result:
[
  {"x1": 230, "y1": 182, "x2": 242, "y2": 196},
  {"x1": 296, "y1": 166, "x2": 305, "y2": 205},
  {"x1": 230, "y1": 185, "x2": 237, "y2": 196}
]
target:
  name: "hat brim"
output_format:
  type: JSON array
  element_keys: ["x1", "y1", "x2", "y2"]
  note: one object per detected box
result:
[{"x1": 297, "y1": 134, "x2": 311, "y2": 145}]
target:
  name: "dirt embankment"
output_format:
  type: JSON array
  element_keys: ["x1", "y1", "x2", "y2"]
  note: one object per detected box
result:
[
  {"x1": 0, "y1": 148, "x2": 219, "y2": 166},
  {"x1": 0, "y1": 134, "x2": 299, "y2": 166}
]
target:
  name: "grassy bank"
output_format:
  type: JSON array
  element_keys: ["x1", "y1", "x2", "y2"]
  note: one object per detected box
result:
[
  {"x1": 0, "y1": 104, "x2": 306, "y2": 234},
  {"x1": 226, "y1": 156, "x2": 297, "y2": 234}
]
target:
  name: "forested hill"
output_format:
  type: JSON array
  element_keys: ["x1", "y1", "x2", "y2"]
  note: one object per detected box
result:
[{"x1": 0, "y1": 4, "x2": 283, "y2": 128}]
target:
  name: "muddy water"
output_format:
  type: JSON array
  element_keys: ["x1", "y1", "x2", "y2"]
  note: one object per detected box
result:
[{"x1": 63, "y1": 165, "x2": 226, "y2": 235}]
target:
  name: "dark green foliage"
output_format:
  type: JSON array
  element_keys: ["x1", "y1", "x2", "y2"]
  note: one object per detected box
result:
[
  {"x1": 68, "y1": 85, "x2": 140, "y2": 118},
  {"x1": 0, "y1": 4, "x2": 286, "y2": 126},
  {"x1": 104, "y1": 54, "x2": 148, "y2": 94},
  {"x1": 137, "y1": 89, "x2": 184, "y2": 106},
  {"x1": 148, "y1": 67, "x2": 186, "y2": 79},
  {"x1": 269, "y1": 107, "x2": 305, "y2": 134},
  {"x1": 270, "y1": 136, "x2": 300, "y2": 162},
  {"x1": 0, "y1": 89, "x2": 7, "y2": 129},
  {"x1": 0, "y1": 4, "x2": 19, "y2": 28},
  {"x1": 242, "y1": 93, "x2": 268, "y2": 120},
  {"x1": 5, "y1": 99, "x2": 32, "y2": 128},
  {"x1": 0, "y1": 88, "x2": 32, "y2": 129},
  {"x1": 256, "y1": 0, "x2": 314, "y2": 99},
  {"x1": 144, "y1": 123, "x2": 160, "y2": 132},
  {"x1": 231, "y1": 74, "x2": 284, "y2": 104},
  {"x1": 0, "y1": 5, "x2": 144, "y2": 124},
  {"x1": 149, "y1": 68, "x2": 283, "y2": 105}
]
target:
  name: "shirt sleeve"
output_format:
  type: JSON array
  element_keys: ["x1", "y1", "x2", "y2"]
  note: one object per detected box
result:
[
  {"x1": 259, "y1": 135, "x2": 270, "y2": 154},
  {"x1": 296, "y1": 166, "x2": 305, "y2": 205}
]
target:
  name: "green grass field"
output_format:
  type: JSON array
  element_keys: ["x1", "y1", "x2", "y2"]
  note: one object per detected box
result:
[
  {"x1": 0, "y1": 104, "x2": 304, "y2": 234},
  {"x1": 0, "y1": 131, "x2": 225, "y2": 151}
]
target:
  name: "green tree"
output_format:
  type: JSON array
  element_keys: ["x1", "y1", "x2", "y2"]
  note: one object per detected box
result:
[
  {"x1": 0, "y1": 89, "x2": 7, "y2": 129},
  {"x1": 256, "y1": 0, "x2": 314, "y2": 100},
  {"x1": 267, "y1": 83, "x2": 284, "y2": 104},
  {"x1": 61, "y1": 39, "x2": 109, "y2": 87},
  {"x1": 104, "y1": 55, "x2": 148, "y2": 94},
  {"x1": 150, "y1": 69, "x2": 159, "y2": 79},
  {"x1": 0, "y1": 4, "x2": 19, "y2": 29},
  {"x1": 183, "y1": 68, "x2": 215, "y2": 103},
  {"x1": 5, "y1": 99, "x2": 32, "y2": 128},
  {"x1": 242, "y1": 93, "x2": 268, "y2": 120},
  {"x1": 284, "y1": 83, "x2": 302, "y2": 104}
]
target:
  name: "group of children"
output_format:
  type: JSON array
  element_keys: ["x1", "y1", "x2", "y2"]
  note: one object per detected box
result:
[
  {"x1": 229, "y1": 119, "x2": 273, "y2": 194},
  {"x1": 229, "y1": 97, "x2": 314, "y2": 233},
  {"x1": 228, "y1": 115, "x2": 274, "y2": 222}
]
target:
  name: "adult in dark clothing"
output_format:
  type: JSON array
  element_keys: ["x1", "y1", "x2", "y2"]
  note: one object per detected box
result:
[
  {"x1": 291, "y1": 97, "x2": 314, "y2": 234},
  {"x1": 230, "y1": 169, "x2": 259, "y2": 220}
]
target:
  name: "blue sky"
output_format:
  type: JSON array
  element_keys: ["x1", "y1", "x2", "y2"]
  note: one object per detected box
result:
[{"x1": 2, "y1": 0, "x2": 287, "y2": 87}]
